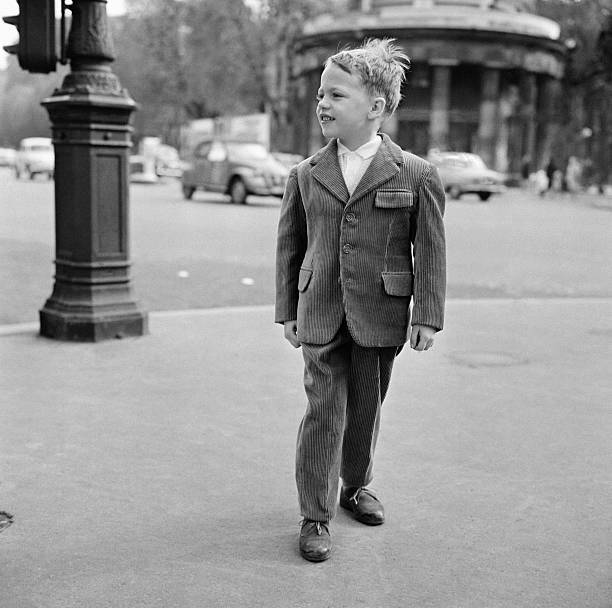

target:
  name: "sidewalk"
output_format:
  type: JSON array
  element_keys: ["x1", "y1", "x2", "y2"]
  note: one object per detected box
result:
[{"x1": 1, "y1": 300, "x2": 611, "y2": 608}]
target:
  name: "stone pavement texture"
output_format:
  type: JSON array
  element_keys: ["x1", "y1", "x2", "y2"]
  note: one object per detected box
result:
[{"x1": 1, "y1": 300, "x2": 611, "y2": 608}]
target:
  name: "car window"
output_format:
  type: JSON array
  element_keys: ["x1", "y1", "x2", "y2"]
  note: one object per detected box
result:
[
  {"x1": 435, "y1": 154, "x2": 486, "y2": 169},
  {"x1": 464, "y1": 154, "x2": 486, "y2": 169},
  {"x1": 438, "y1": 157, "x2": 468, "y2": 168},
  {"x1": 225, "y1": 143, "x2": 269, "y2": 163},
  {"x1": 194, "y1": 142, "x2": 212, "y2": 159},
  {"x1": 207, "y1": 142, "x2": 227, "y2": 162}
]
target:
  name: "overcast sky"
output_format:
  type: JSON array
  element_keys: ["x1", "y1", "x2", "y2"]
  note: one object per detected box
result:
[{"x1": 1, "y1": 0, "x2": 126, "y2": 68}]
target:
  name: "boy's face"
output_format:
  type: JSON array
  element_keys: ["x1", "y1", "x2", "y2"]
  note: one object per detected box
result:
[{"x1": 316, "y1": 63, "x2": 383, "y2": 150}]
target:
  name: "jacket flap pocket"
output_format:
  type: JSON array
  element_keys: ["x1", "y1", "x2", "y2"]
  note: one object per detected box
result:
[
  {"x1": 298, "y1": 267, "x2": 313, "y2": 292},
  {"x1": 375, "y1": 190, "x2": 414, "y2": 208},
  {"x1": 382, "y1": 271, "x2": 413, "y2": 297}
]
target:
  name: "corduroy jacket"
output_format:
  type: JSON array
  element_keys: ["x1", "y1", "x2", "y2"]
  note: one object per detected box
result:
[{"x1": 275, "y1": 133, "x2": 446, "y2": 347}]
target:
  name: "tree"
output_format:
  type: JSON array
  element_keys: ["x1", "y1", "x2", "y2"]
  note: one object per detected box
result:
[
  {"x1": 533, "y1": 0, "x2": 612, "y2": 79},
  {"x1": 531, "y1": 0, "x2": 612, "y2": 187},
  {"x1": 596, "y1": 13, "x2": 612, "y2": 79},
  {"x1": 111, "y1": 0, "x2": 271, "y2": 148},
  {"x1": 0, "y1": 59, "x2": 68, "y2": 147},
  {"x1": 238, "y1": 0, "x2": 347, "y2": 150},
  {"x1": 109, "y1": 0, "x2": 346, "y2": 150}
]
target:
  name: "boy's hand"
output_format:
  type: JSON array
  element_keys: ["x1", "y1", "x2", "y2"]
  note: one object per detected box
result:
[
  {"x1": 283, "y1": 320, "x2": 301, "y2": 348},
  {"x1": 410, "y1": 324, "x2": 436, "y2": 351}
]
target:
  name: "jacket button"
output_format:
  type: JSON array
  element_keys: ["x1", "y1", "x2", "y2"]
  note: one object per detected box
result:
[
  {"x1": 345, "y1": 212, "x2": 356, "y2": 223},
  {"x1": 342, "y1": 244, "x2": 352, "y2": 254}
]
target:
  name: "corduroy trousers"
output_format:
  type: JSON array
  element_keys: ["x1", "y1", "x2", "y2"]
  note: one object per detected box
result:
[{"x1": 296, "y1": 320, "x2": 399, "y2": 522}]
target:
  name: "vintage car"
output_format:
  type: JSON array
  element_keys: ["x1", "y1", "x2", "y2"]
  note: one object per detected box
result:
[
  {"x1": 428, "y1": 151, "x2": 506, "y2": 201},
  {"x1": 129, "y1": 155, "x2": 159, "y2": 184},
  {"x1": 15, "y1": 137, "x2": 54, "y2": 180},
  {"x1": 181, "y1": 140, "x2": 289, "y2": 204},
  {"x1": 0, "y1": 147, "x2": 16, "y2": 168},
  {"x1": 154, "y1": 144, "x2": 184, "y2": 179}
]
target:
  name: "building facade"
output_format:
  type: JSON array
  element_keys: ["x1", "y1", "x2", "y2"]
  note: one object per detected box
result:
[{"x1": 290, "y1": 0, "x2": 568, "y2": 177}]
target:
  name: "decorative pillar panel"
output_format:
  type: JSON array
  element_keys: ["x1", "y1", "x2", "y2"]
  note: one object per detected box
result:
[
  {"x1": 94, "y1": 153, "x2": 123, "y2": 254},
  {"x1": 429, "y1": 64, "x2": 451, "y2": 150},
  {"x1": 40, "y1": 0, "x2": 147, "y2": 341},
  {"x1": 476, "y1": 67, "x2": 500, "y2": 168},
  {"x1": 495, "y1": 84, "x2": 520, "y2": 173},
  {"x1": 519, "y1": 72, "x2": 537, "y2": 174},
  {"x1": 539, "y1": 76, "x2": 563, "y2": 167}
]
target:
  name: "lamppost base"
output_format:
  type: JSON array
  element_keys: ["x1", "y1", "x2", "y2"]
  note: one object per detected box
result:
[{"x1": 39, "y1": 306, "x2": 148, "y2": 342}]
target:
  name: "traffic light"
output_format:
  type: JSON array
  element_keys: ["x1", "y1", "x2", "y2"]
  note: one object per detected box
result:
[{"x1": 3, "y1": 0, "x2": 57, "y2": 73}]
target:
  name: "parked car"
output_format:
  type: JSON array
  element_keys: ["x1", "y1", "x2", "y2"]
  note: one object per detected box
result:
[
  {"x1": 129, "y1": 155, "x2": 159, "y2": 184},
  {"x1": 0, "y1": 147, "x2": 16, "y2": 168},
  {"x1": 428, "y1": 151, "x2": 506, "y2": 201},
  {"x1": 15, "y1": 137, "x2": 54, "y2": 180},
  {"x1": 154, "y1": 144, "x2": 184, "y2": 179},
  {"x1": 181, "y1": 140, "x2": 289, "y2": 204}
]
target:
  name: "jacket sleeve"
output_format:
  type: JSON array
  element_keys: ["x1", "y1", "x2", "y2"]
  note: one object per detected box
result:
[
  {"x1": 275, "y1": 166, "x2": 307, "y2": 324},
  {"x1": 411, "y1": 164, "x2": 447, "y2": 331}
]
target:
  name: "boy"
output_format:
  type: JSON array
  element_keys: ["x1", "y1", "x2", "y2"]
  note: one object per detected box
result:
[{"x1": 275, "y1": 39, "x2": 446, "y2": 562}]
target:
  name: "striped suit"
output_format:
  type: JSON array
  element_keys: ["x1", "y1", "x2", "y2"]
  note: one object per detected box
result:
[{"x1": 275, "y1": 133, "x2": 446, "y2": 521}]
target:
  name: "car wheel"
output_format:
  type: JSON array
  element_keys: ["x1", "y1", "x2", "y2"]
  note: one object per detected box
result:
[
  {"x1": 182, "y1": 185, "x2": 195, "y2": 200},
  {"x1": 449, "y1": 186, "x2": 461, "y2": 200},
  {"x1": 229, "y1": 178, "x2": 248, "y2": 205},
  {"x1": 478, "y1": 192, "x2": 491, "y2": 202}
]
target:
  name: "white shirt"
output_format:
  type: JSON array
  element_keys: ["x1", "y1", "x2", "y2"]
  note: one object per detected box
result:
[{"x1": 337, "y1": 135, "x2": 382, "y2": 196}]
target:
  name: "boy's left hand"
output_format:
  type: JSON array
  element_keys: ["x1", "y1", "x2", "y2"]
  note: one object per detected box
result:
[{"x1": 410, "y1": 324, "x2": 436, "y2": 351}]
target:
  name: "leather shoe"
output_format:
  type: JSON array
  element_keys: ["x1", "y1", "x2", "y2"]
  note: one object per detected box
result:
[
  {"x1": 299, "y1": 519, "x2": 332, "y2": 562},
  {"x1": 340, "y1": 486, "x2": 385, "y2": 525}
]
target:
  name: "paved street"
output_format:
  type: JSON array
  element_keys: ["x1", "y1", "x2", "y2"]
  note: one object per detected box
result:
[
  {"x1": 0, "y1": 170, "x2": 282, "y2": 324},
  {"x1": 1, "y1": 167, "x2": 612, "y2": 607},
  {"x1": 1, "y1": 167, "x2": 612, "y2": 324}
]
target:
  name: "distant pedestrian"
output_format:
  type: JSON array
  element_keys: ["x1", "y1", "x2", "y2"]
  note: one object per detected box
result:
[
  {"x1": 535, "y1": 169, "x2": 549, "y2": 196},
  {"x1": 565, "y1": 156, "x2": 582, "y2": 193},
  {"x1": 546, "y1": 157, "x2": 557, "y2": 191},
  {"x1": 275, "y1": 38, "x2": 446, "y2": 562},
  {"x1": 520, "y1": 155, "x2": 531, "y2": 182}
]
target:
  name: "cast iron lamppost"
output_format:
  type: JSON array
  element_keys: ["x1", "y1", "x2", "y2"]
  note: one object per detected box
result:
[{"x1": 40, "y1": 0, "x2": 147, "y2": 340}]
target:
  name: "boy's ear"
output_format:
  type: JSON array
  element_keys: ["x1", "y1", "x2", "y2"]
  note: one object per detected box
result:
[{"x1": 369, "y1": 97, "x2": 386, "y2": 119}]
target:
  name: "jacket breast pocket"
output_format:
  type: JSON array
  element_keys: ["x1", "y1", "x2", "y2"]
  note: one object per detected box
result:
[
  {"x1": 298, "y1": 267, "x2": 313, "y2": 292},
  {"x1": 375, "y1": 190, "x2": 414, "y2": 209},
  {"x1": 381, "y1": 271, "x2": 413, "y2": 297}
]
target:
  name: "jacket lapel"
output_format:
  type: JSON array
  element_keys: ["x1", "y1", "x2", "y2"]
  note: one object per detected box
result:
[
  {"x1": 348, "y1": 133, "x2": 404, "y2": 204},
  {"x1": 310, "y1": 139, "x2": 349, "y2": 203}
]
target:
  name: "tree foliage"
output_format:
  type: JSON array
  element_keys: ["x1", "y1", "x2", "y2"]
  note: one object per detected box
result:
[
  {"x1": 533, "y1": 0, "x2": 612, "y2": 78},
  {"x1": 0, "y1": 61, "x2": 68, "y2": 147},
  {"x1": 110, "y1": 0, "x2": 264, "y2": 146},
  {"x1": 109, "y1": 0, "x2": 344, "y2": 149},
  {"x1": 596, "y1": 13, "x2": 612, "y2": 78},
  {"x1": 0, "y1": 0, "x2": 344, "y2": 149}
]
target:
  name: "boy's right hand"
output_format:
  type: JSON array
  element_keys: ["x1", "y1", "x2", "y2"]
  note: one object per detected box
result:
[{"x1": 283, "y1": 320, "x2": 301, "y2": 348}]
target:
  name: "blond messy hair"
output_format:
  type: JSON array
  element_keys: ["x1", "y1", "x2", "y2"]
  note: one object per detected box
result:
[{"x1": 325, "y1": 38, "x2": 410, "y2": 116}]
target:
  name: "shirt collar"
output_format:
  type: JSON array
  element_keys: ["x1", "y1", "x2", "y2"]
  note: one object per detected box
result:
[{"x1": 337, "y1": 134, "x2": 382, "y2": 160}]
